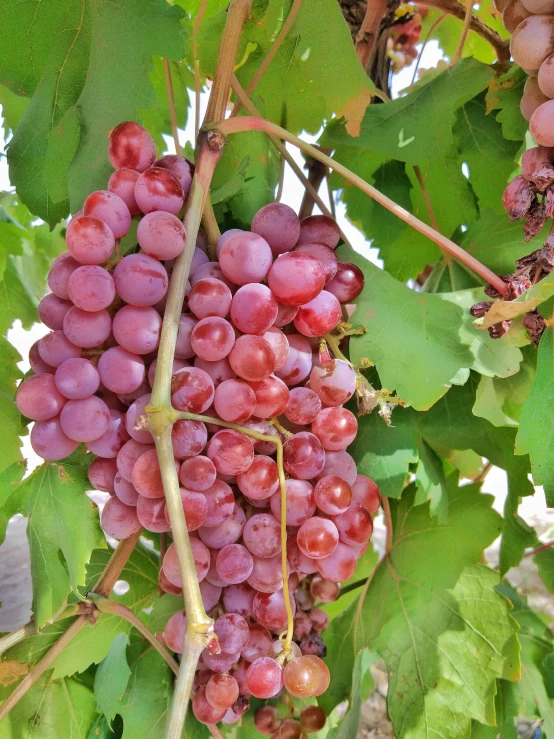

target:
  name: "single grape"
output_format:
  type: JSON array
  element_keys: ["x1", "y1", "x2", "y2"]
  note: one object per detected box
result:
[
  {"x1": 310, "y1": 359, "x2": 356, "y2": 406},
  {"x1": 29, "y1": 340, "x2": 55, "y2": 374},
  {"x1": 101, "y1": 496, "x2": 142, "y2": 539},
  {"x1": 287, "y1": 537, "x2": 318, "y2": 575},
  {"x1": 63, "y1": 306, "x2": 112, "y2": 348},
  {"x1": 310, "y1": 576, "x2": 340, "y2": 603},
  {"x1": 299, "y1": 633, "x2": 327, "y2": 658},
  {"x1": 351, "y1": 474, "x2": 381, "y2": 514},
  {"x1": 187, "y1": 277, "x2": 232, "y2": 320},
  {"x1": 297, "y1": 517, "x2": 339, "y2": 559},
  {"x1": 316, "y1": 449, "x2": 357, "y2": 485},
  {"x1": 174, "y1": 314, "x2": 198, "y2": 359},
  {"x1": 163, "y1": 538, "x2": 210, "y2": 587},
  {"x1": 277, "y1": 719, "x2": 304, "y2": 739},
  {"x1": 283, "y1": 655, "x2": 320, "y2": 697},
  {"x1": 275, "y1": 334, "x2": 313, "y2": 386},
  {"x1": 271, "y1": 479, "x2": 316, "y2": 526},
  {"x1": 255, "y1": 705, "x2": 282, "y2": 735},
  {"x1": 300, "y1": 705, "x2": 326, "y2": 732},
  {"x1": 190, "y1": 247, "x2": 210, "y2": 276},
  {"x1": 214, "y1": 612, "x2": 250, "y2": 654},
  {"x1": 202, "y1": 649, "x2": 241, "y2": 673},
  {"x1": 168, "y1": 486, "x2": 208, "y2": 531},
  {"x1": 108, "y1": 168, "x2": 140, "y2": 214},
  {"x1": 284, "y1": 387, "x2": 321, "y2": 426},
  {"x1": 66, "y1": 216, "x2": 115, "y2": 265},
  {"x1": 222, "y1": 582, "x2": 256, "y2": 618},
  {"x1": 87, "y1": 409, "x2": 130, "y2": 458},
  {"x1": 222, "y1": 707, "x2": 243, "y2": 725},
  {"x1": 88, "y1": 457, "x2": 117, "y2": 493},
  {"x1": 248, "y1": 553, "x2": 286, "y2": 593},
  {"x1": 153, "y1": 154, "x2": 194, "y2": 196},
  {"x1": 309, "y1": 607, "x2": 329, "y2": 633},
  {"x1": 83, "y1": 189, "x2": 131, "y2": 239},
  {"x1": 304, "y1": 655, "x2": 330, "y2": 696},
  {"x1": 189, "y1": 315, "x2": 235, "y2": 362},
  {"x1": 134, "y1": 167, "x2": 184, "y2": 214},
  {"x1": 67, "y1": 265, "x2": 116, "y2": 312},
  {"x1": 200, "y1": 579, "x2": 222, "y2": 612},
  {"x1": 132, "y1": 447, "x2": 179, "y2": 498},
  {"x1": 522, "y1": 76, "x2": 551, "y2": 121},
  {"x1": 171, "y1": 419, "x2": 208, "y2": 458},
  {"x1": 242, "y1": 623, "x2": 274, "y2": 662},
  {"x1": 113, "y1": 473, "x2": 139, "y2": 506},
  {"x1": 199, "y1": 478, "x2": 235, "y2": 527},
  {"x1": 214, "y1": 379, "x2": 256, "y2": 422},
  {"x1": 191, "y1": 260, "x2": 235, "y2": 290},
  {"x1": 325, "y1": 261, "x2": 364, "y2": 303},
  {"x1": 297, "y1": 215, "x2": 340, "y2": 249},
  {"x1": 98, "y1": 347, "x2": 145, "y2": 395},
  {"x1": 283, "y1": 432, "x2": 325, "y2": 480},
  {"x1": 125, "y1": 393, "x2": 152, "y2": 443},
  {"x1": 230, "y1": 283, "x2": 278, "y2": 334},
  {"x1": 314, "y1": 475, "x2": 352, "y2": 515},
  {"x1": 114, "y1": 253, "x2": 168, "y2": 307},
  {"x1": 503, "y1": 0, "x2": 531, "y2": 34},
  {"x1": 219, "y1": 231, "x2": 273, "y2": 285},
  {"x1": 207, "y1": 429, "x2": 254, "y2": 475},
  {"x1": 170, "y1": 366, "x2": 215, "y2": 413},
  {"x1": 54, "y1": 358, "x2": 99, "y2": 402},
  {"x1": 116, "y1": 438, "x2": 154, "y2": 481},
  {"x1": 179, "y1": 455, "x2": 215, "y2": 491},
  {"x1": 248, "y1": 374, "x2": 290, "y2": 419},
  {"x1": 229, "y1": 335, "x2": 276, "y2": 381},
  {"x1": 251, "y1": 202, "x2": 301, "y2": 255},
  {"x1": 531, "y1": 99, "x2": 554, "y2": 147},
  {"x1": 163, "y1": 610, "x2": 186, "y2": 653},
  {"x1": 243, "y1": 513, "x2": 281, "y2": 558},
  {"x1": 216, "y1": 544, "x2": 254, "y2": 584},
  {"x1": 317, "y1": 542, "x2": 357, "y2": 582},
  {"x1": 31, "y1": 416, "x2": 79, "y2": 460},
  {"x1": 38, "y1": 331, "x2": 81, "y2": 368},
  {"x1": 108, "y1": 121, "x2": 156, "y2": 172},
  {"x1": 294, "y1": 611, "x2": 313, "y2": 639},
  {"x1": 205, "y1": 673, "x2": 240, "y2": 711},
  {"x1": 293, "y1": 242, "x2": 338, "y2": 284},
  {"x1": 60, "y1": 396, "x2": 110, "y2": 442},
  {"x1": 48, "y1": 253, "x2": 80, "y2": 300},
  {"x1": 137, "y1": 211, "x2": 186, "y2": 260},
  {"x1": 192, "y1": 687, "x2": 227, "y2": 725},
  {"x1": 268, "y1": 252, "x2": 325, "y2": 306},
  {"x1": 312, "y1": 407, "x2": 358, "y2": 451},
  {"x1": 113, "y1": 305, "x2": 161, "y2": 355},
  {"x1": 246, "y1": 657, "x2": 283, "y2": 699},
  {"x1": 16, "y1": 373, "x2": 66, "y2": 421},
  {"x1": 253, "y1": 589, "x2": 296, "y2": 632},
  {"x1": 511, "y1": 16, "x2": 554, "y2": 71},
  {"x1": 38, "y1": 293, "x2": 72, "y2": 330},
  {"x1": 199, "y1": 501, "x2": 246, "y2": 548},
  {"x1": 294, "y1": 290, "x2": 341, "y2": 338},
  {"x1": 333, "y1": 502, "x2": 373, "y2": 546},
  {"x1": 136, "y1": 495, "x2": 171, "y2": 533}
]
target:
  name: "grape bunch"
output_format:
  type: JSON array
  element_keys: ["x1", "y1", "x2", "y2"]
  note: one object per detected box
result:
[
  {"x1": 386, "y1": 5, "x2": 423, "y2": 74},
  {"x1": 15, "y1": 120, "x2": 379, "y2": 732}
]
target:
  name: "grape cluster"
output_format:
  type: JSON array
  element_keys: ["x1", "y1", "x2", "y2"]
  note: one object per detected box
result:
[
  {"x1": 387, "y1": 5, "x2": 423, "y2": 74},
  {"x1": 15, "y1": 120, "x2": 378, "y2": 730}
]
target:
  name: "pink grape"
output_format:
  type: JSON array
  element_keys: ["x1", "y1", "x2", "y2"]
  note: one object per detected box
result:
[
  {"x1": 283, "y1": 432, "x2": 325, "y2": 479},
  {"x1": 285, "y1": 387, "x2": 322, "y2": 425},
  {"x1": 137, "y1": 495, "x2": 171, "y2": 533},
  {"x1": 247, "y1": 553, "x2": 285, "y2": 593},
  {"x1": 175, "y1": 314, "x2": 198, "y2": 359},
  {"x1": 275, "y1": 334, "x2": 312, "y2": 386},
  {"x1": 207, "y1": 429, "x2": 254, "y2": 475},
  {"x1": 293, "y1": 242, "x2": 338, "y2": 283},
  {"x1": 63, "y1": 307, "x2": 111, "y2": 348},
  {"x1": 199, "y1": 504, "x2": 246, "y2": 548},
  {"x1": 219, "y1": 231, "x2": 273, "y2": 285},
  {"x1": 153, "y1": 154, "x2": 194, "y2": 196},
  {"x1": 200, "y1": 478, "x2": 235, "y2": 528},
  {"x1": 283, "y1": 656, "x2": 320, "y2": 698},
  {"x1": 261, "y1": 328, "x2": 289, "y2": 372},
  {"x1": 66, "y1": 216, "x2": 115, "y2": 265},
  {"x1": 246, "y1": 658, "x2": 283, "y2": 699},
  {"x1": 159, "y1": 568, "x2": 182, "y2": 596},
  {"x1": 134, "y1": 167, "x2": 184, "y2": 214},
  {"x1": 170, "y1": 366, "x2": 215, "y2": 413},
  {"x1": 125, "y1": 393, "x2": 152, "y2": 443},
  {"x1": 101, "y1": 496, "x2": 142, "y2": 539},
  {"x1": 287, "y1": 537, "x2": 318, "y2": 575},
  {"x1": 317, "y1": 542, "x2": 357, "y2": 582},
  {"x1": 16, "y1": 374, "x2": 66, "y2": 421},
  {"x1": 268, "y1": 252, "x2": 325, "y2": 306},
  {"x1": 163, "y1": 610, "x2": 186, "y2": 653},
  {"x1": 67, "y1": 265, "x2": 116, "y2": 312},
  {"x1": 312, "y1": 407, "x2": 358, "y2": 450},
  {"x1": 179, "y1": 455, "x2": 216, "y2": 491},
  {"x1": 132, "y1": 447, "x2": 179, "y2": 498},
  {"x1": 55, "y1": 358, "x2": 99, "y2": 400},
  {"x1": 230, "y1": 283, "x2": 278, "y2": 333},
  {"x1": 192, "y1": 688, "x2": 226, "y2": 725},
  {"x1": 116, "y1": 438, "x2": 154, "y2": 481},
  {"x1": 117, "y1": 377, "x2": 150, "y2": 407},
  {"x1": 242, "y1": 623, "x2": 273, "y2": 662},
  {"x1": 251, "y1": 202, "x2": 300, "y2": 255},
  {"x1": 60, "y1": 396, "x2": 110, "y2": 442},
  {"x1": 191, "y1": 247, "x2": 209, "y2": 275},
  {"x1": 316, "y1": 450, "x2": 357, "y2": 485},
  {"x1": 205, "y1": 674, "x2": 239, "y2": 711},
  {"x1": 112, "y1": 305, "x2": 161, "y2": 355},
  {"x1": 248, "y1": 374, "x2": 290, "y2": 419},
  {"x1": 222, "y1": 583, "x2": 255, "y2": 618},
  {"x1": 114, "y1": 254, "x2": 168, "y2": 307},
  {"x1": 325, "y1": 262, "x2": 364, "y2": 303},
  {"x1": 84, "y1": 190, "x2": 131, "y2": 239},
  {"x1": 530, "y1": 99, "x2": 554, "y2": 147},
  {"x1": 310, "y1": 359, "x2": 356, "y2": 406},
  {"x1": 351, "y1": 475, "x2": 381, "y2": 514},
  {"x1": 48, "y1": 253, "x2": 80, "y2": 299},
  {"x1": 243, "y1": 513, "x2": 281, "y2": 558},
  {"x1": 108, "y1": 168, "x2": 140, "y2": 214},
  {"x1": 271, "y1": 479, "x2": 316, "y2": 526},
  {"x1": 87, "y1": 409, "x2": 129, "y2": 457},
  {"x1": 522, "y1": 76, "x2": 551, "y2": 120},
  {"x1": 38, "y1": 293, "x2": 72, "y2": 330},
  {"x1": 310, "y1": 576, "x2": 340, "y2": 603},
  {"x1": 31, "y1": 417, "x2": 79, "y2": 460},
  {"x1": 188, "y1": 278, "x2": 232, "y2": 319},
  {"x1": 510, "y1": 15, "x2": 554, "y2": 72},
  {"x1": 274, "y1": 301, "x2": 298, "y2": 327},
  {"x1": 237, "y1": 456, "x2": 279, "y2": 500},
  {"x1": 252, "y1": 590, "x2": 295, "y2": 632},
  {"x1": 113, "y1": 473, "x2": 139, "y2": 506},
  {"x1": 171, "y1": 419, "x2": 208, "y2": 458},
  {"x1": 297, "y1": 215, "x2": 340, "y2": 249},
  {"x1": 229, "y1": 335, "x2": 275, "y2": 381},
  {"x1": 297, "y1": 517, "x2": 339, "y2": 559},
  {"x1": 333, "y1": 502, "x2": 373, "y2": 545},
  {"x1": 147, "y1": 357, "x2": 189, "y2": 388},
  {"x1": 191, "y1": 316, "x2": 235, "y2": 361},
  {"x1": 88, "y1": 457, "x2": 117, "y2": 493},
  {"x1": 38, "y1": 331, "x2": 81, "y2": 368},
  {"x1": 163, "y1": 538, "x2": 210, "y2": 587},
  {"x1": 169, "y1": 487, "x2": 208, "y2": 531},
  {"x1": 191, "y1": 261, "x2": 235, "y2": 290},
  {"x1": 216, "y1": 229, "x2": 243, "y2": 258},
  {"x1": 200, "y1": 579, "x2": 222, "y2": 612},
  {"x1": 98, "y1": 347, "x2": 145, "y2": 394},
  {"x1": 294, "y1": 290, "x2": 341, "y2": 337},
  {"x1": 137, "y1": 211, "x2": 186, "y2": 260},
  {"x1": 214, "y1": 379, "x2": 256, "y2": 422},
  {"x1": 206, "y1": 547, "x2": 227, "y2": 586},
  {"x1": 108, "y1": 121, "x2": 156, "y2": 172},
  {"x1": 29, "y1": 341, "x2": 54, "y2": 374},
  {"x1": 314, "y1": 475, "x2": 352, "y2": 515},
  {"x1": 216, "y1": 544, "x2": 254, "y2": 584},
  {"x1": 202, "y1": 650, "x2": 241, "y2": 674}
]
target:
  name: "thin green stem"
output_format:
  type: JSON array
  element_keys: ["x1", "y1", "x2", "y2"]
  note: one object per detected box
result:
[
  {"x1": 323, "y1": 333, "x2": 350, "y2": 364},
  {"x1": 0, "y1": 605, "x2": 80, "y2": 656},
  {"x1": 207, "y1": 116, "x2": 509, "y2": 298}
]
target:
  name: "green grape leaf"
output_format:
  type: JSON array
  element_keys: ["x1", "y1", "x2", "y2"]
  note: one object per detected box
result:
[
  {"x1": 149, "y1": 594, "x2": 183, "y2": 633},
  {"x1": 322, "y1": 483, "x2": 518, "y2": 739},
  {"x1": 94, "y1": 633, "x2": 131, "y2": 724},
  {"x1": 0, "y1": 458, "x2": 105, "y2": 627},
  {"x1": 516, "y1": 327, "x2": 554, "y2": 506},
  {"x1": 327, "y1": 651, "x2": 377, "y2": 739},
  {"x1": 140, "y1": 58, "x2": 193, "y2": 152},
  {"x1": 535, "y1": 548, "x2": 554, "y2": 593},
  {"x1": 499, "y1": 474, "x2": 539, "y2": 577},
  {"x1": 0, "y1": 86, "x2": 29, "y2": 137},
  {"x1": 486, "y1": 64, "x2": 528, "y2": 142},
  {"x1": 0, "y1": 337, "x2": 25, "y2": 475},
  {"x1": 0, "y1": 0, "x2": 186, "y2": 225},
  {"x1": 470, "y1": 679, "x2": 520, "y2": 739},
  {"x1": 322, "y1": 58, "x2": 494, "y2": 164}
]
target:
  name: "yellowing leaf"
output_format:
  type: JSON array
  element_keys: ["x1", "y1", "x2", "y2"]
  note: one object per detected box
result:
[{"x1": 0, "y1": 659, "x2": 28, "y2": 686}]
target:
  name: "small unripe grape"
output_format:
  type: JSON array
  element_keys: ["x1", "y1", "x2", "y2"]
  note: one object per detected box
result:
[{"x1": 310, "y1": 575, "x2": 340, "y2": 603}]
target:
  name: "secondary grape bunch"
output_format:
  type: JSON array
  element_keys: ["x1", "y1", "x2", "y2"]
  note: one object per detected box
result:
[{"x1": 15, "y1": 121, "x2": 377, "y2": 730}]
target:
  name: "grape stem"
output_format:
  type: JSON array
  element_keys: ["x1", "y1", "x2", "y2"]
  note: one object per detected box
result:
[
  {"x1": 355, "y1": 0, "x2": 388, "y2": 71},
  {"x1": 0, "y1": 604, "x2": 80, "y2": 656},
  {"x1": 204, "y1": 116, "x2": 510, "y2": 298},
  {"x1": 451, "y1": 0, "x2": 473, "y2": 65}
]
